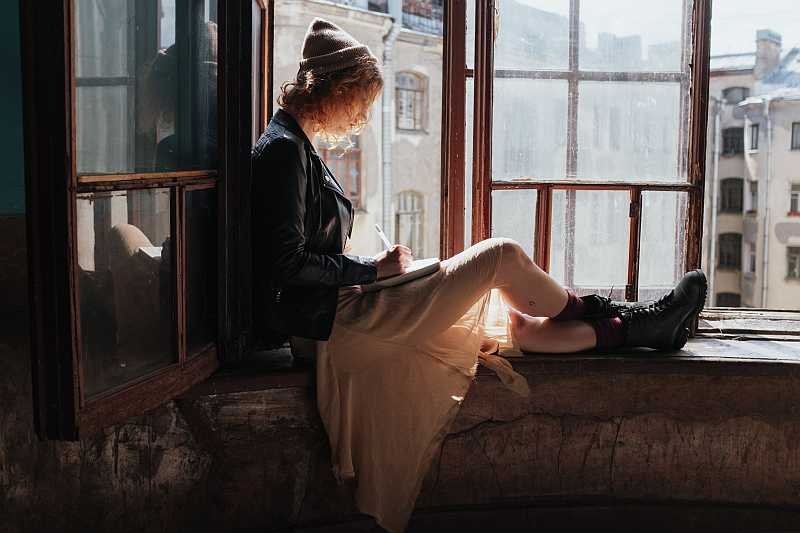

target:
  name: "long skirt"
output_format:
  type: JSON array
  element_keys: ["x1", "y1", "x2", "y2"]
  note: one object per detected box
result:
[{"x1": 316, "y1": 238, "x2": 530, "y2": 532}]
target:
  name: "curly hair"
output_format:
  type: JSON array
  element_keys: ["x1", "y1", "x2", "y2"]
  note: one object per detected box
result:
[{"x1": 278, "y1": 54, "x2": 384, "y2": 146}]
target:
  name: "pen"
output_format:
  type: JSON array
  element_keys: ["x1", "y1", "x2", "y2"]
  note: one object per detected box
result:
[{"x1": 374, "y1": 224, "x2": 392, "y2": 251}]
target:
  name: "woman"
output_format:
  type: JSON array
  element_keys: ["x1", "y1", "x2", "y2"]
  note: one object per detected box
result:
[{"x1": 252, "y1": 19, "x2": 706, "y2": 532}]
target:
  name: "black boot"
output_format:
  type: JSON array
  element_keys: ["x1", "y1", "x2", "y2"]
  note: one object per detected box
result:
[
  {"x1": 580, "y1": 294, "x2": 650, "y2": 320},
  {"x1": 620, "y1": 270, "x2": 708, "y2": 351}
]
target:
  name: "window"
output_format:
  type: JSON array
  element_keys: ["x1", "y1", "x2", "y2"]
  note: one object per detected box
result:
[
  {"x1": 20, "y1": 0, "x2": 253, "y2": 439},
  {"x1": 722, "y1": 127, "x2": 744, "y2": 155},
  {"x1": 791, "y1": 184, "x2": 800, "y2": 215},
  {"x1": 720, "y1": 178, "x2": 743, "y2": 213},
  {"x1": 319, "y1": 136, "x2": 363, "y2": 210},
  {"x1": 722, "y1": 87, "x2": 749, "y2": 105},
  {"x1": 789, "y1": 247, "x2": 800, "y2": 279},
  {"x1": 748, "y1": 180, "x2": 758, "y2": 213},
  {"x1": 716, "y1": 293, "x2": 741, "y2": 307},
  {"x1": 395, "y1": 191, "x2": 425, "y2": 256},
  {"x1": 718, "y1": 233, "x2": 742, "y2": 270},
  {"x1": 750, "y1": 123, "x2": 759, "y2": 150},
  {"x1": 454, "y1": 0, "x2": 703, "y2": 301},
  {"x1": 746, "y1": 242, "x2": 756, "y2": 274},
  {"x1": 271, "y1": 1, "x2": 443, "y2": 259},
  {"x1": 792, "y1": 122, "x2": 800, "y2": 150},
  {"x1": 396, "y1": 72, "x2": 427, "y2": 132}
]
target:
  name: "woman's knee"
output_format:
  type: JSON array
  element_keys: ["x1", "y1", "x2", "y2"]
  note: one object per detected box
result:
[
  {"x1": 491, "y1": 238, "x2": 537, "y2": 271},
  {"x1": 487, "y1": 237, "x2": 526, "y2": 260}
]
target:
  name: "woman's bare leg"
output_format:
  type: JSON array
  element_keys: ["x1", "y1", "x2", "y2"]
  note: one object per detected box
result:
[
  {"x1": 493, "y1": 239, "x2": 570, "y2": 318},
  {"x1": 508, "y1": 308, "x2": 597, "y2": 353}
]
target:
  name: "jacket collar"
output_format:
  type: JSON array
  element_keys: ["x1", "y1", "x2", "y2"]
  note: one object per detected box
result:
[{"x1": 271, "y1": 108, "x2": 316, "y2": 151}]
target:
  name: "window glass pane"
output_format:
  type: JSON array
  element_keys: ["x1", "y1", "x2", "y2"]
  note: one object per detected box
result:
[
  {"x1": 491, "y1": 189, "x2": 537, "y2": 257},
  {"x1": 186, "y1": 188, "x2": 217, "y2": 356},
  {"x1": 550, "y1": 190, "x2": 629, "y2": 299},
  {"x1": 272, "y1": 1, "x2": 442, "y2": 259},
  {"x1": 495, "y1": 0, "x2": 570, "y2": 71},
  {"x1": 465, "y1": 78, "x2": 474, "y2": 247},
  {"x1": 639, "y1": 191, "x2": 687, "y2": 301},
  {"x1": 492, "y1": 79, "x2": 568, "y2": 181},
  {"x1": 76, "y1": 189, "x2": 176, "y2": 398},
  {"x1": 74, "y1": 0, "x2": 218, "y2": 174},
  {"x1": 577, "y1": 81, "x2": 683, "y2": 181},
  {"x1": 579, "y1": 0, "x2": 687, "y2": 72}
]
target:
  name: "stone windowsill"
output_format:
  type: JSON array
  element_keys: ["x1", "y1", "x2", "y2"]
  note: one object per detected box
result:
[{"x1": 183, "y1": 311, "x2": 800, "y2": 398}]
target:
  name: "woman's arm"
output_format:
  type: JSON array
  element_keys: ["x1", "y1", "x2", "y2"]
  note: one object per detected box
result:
[{"x1": 254, "y1": 137, "x2": 378, "y2": 287}]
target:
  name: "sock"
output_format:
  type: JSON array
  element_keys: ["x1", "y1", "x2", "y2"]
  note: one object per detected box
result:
[
  {"x1": 590, "y1": 317, "x2": 626, "y2": 349},
  {"x1": 552, "y1": 289, "x2": 587, "y2": 321}
]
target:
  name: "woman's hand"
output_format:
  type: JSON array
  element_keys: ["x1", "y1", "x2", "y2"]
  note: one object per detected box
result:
[{"x1": 373, "y1": 245, "x2": 413, "y2": 280}]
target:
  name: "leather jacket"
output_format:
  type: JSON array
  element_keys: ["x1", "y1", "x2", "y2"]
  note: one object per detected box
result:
[{"x1": 252, "y1": 109, "x2": 378, "y2": 343}]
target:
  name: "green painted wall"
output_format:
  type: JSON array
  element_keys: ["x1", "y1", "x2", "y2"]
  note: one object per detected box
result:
[{"x1": 0, "y1": 0, "x2": 24, "y2": 215}]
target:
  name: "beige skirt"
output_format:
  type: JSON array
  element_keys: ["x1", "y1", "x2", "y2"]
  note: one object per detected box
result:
[{"x1": 316, "y1": 238, "x2": 529, "y2": 532}]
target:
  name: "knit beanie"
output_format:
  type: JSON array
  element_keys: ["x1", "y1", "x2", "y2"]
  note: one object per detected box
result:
[{"x1": 299, "y1": 18, "x2": 376, "y2": 75}]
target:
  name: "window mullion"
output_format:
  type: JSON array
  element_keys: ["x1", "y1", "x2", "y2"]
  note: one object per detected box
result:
[
  {"x1": 685, "y1": 0, "x2": 712, "y2": 279},
  {"x1": 560, "y1": 0, "x2": 581, "y2": 287},
  {"x1": 441, "y1": 0, "x2": 467, "y2": 257},
  {"x1": 471, "y1": 0, "x2": 494, "y2": 244},
  {"x1": 627, "y1": 187, "x2": 643, "y2": 301}
]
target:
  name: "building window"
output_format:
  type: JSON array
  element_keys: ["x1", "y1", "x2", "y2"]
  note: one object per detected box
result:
[
  {"x1": 789, "y1": 247, "x2": 800, "y2": 279},
  {"x1": 395, "y1": 191, "x2": 425, "y2": 256},
  {"x1": 720, "y1": 178, "x2": 743, "y2": 213},
  {"x1": 396, "y1": 72, "x2": 427, "y2": 132},
  {"x1": 716, "y1": 292, "x2": 741, "y2": 307},
  {"x1": 722, "y1": 128, "x2": 744, "y2": 155},
  {"x1": 790, "y1": 184, "x2": 800, "y2": 215},
  {"x1": 319, "y1": 135, "x2": 363, "y2": 210},
  {"x1": 748, "y1": 180, "x2": 758, "y2": 213},
  {"x1": 750, "y1": 123, "x2": 759, "y2": 150},
  {"x1": 718, "y1": 233, "x2": 742, "y2": 270},
  {"x1": 722, "y1": 87, "x2": 749, "y2": 105},
  {"x1": 792, "y1": 122, "x2": 800, "y2": 150},
  {"x1": 746, "y1": 242, "x2": 756, "y2": 274}
]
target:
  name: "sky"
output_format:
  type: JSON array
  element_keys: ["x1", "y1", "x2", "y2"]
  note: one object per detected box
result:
[
  {"x1": 517, "y1": 0, "x2": 800, "y2": 57},
  {"x1": 711, "y1": 0, "x2": 800, "y2": 55}
]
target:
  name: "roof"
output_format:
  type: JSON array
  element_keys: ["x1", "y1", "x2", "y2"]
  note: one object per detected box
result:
[
  {"x1": 710, "y1": 52, "x2": 756, "y2": 72},
  {"x1": 740, "y1": 87, "x2": 800, "y2": 106},
  {"x1": 760, "y1": 47, "x2": 800, "y2": 88}
]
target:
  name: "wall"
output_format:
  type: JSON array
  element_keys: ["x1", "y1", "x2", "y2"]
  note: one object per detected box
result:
[
  {"x1": 0, "y1": 0, "x2": 27, "y2": 334},
  {"x1": 765, "y1": 100, "x2": 800, "y2": 308}
]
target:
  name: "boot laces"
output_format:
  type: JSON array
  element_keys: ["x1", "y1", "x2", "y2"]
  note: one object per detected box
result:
[{"x1": 623, "y1": 291, "x2": 674, "y2": 325}]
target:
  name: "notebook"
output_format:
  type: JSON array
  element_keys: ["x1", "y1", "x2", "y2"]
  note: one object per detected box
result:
[{"x1": 360, "y1": 257, "x2": 441, "y2": 293}]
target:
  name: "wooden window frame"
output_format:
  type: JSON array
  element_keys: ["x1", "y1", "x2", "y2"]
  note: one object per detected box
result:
[
  {"x1": 21, "y1": 0, "x2": 255, "y2": 440},
  {"x1": 441, "y1": 0, "x2": 712, "y2": 304}
]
